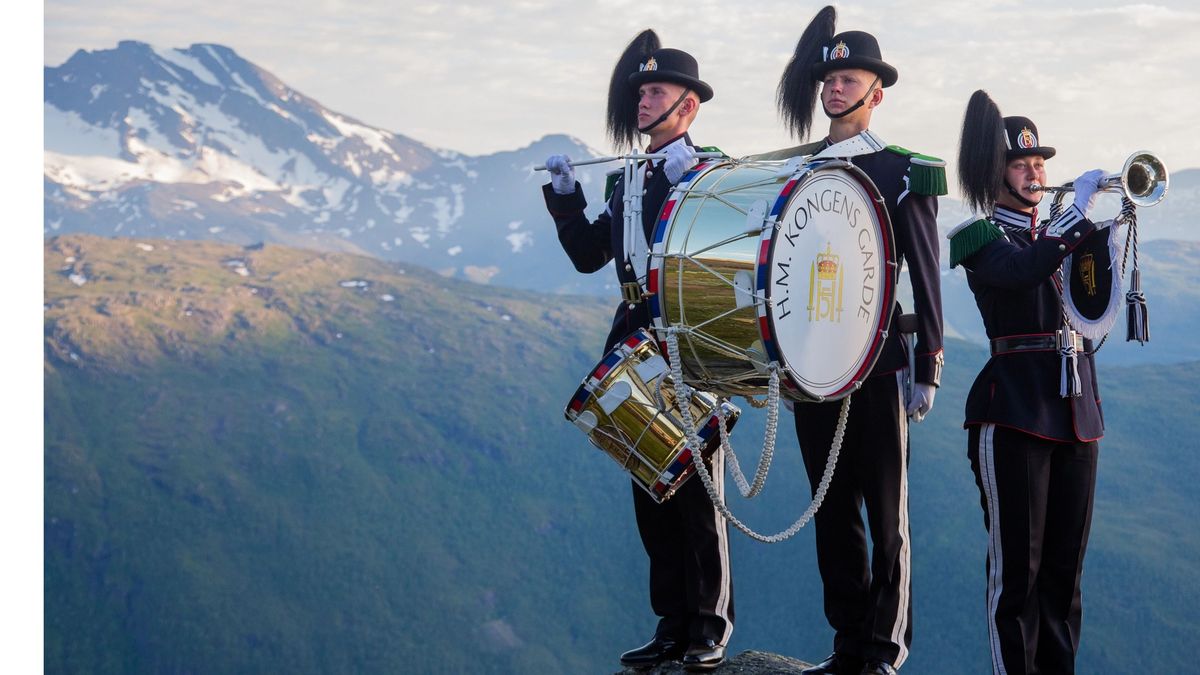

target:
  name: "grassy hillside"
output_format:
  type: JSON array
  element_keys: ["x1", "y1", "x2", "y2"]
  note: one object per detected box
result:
[{"x1": 44, "y1": 235, "x2": 1200, "y2": 673}]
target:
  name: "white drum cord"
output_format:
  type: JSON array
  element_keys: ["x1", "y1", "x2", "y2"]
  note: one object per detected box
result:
[{"x1": 664, "y1": 327, "x2": 849, "y2": 543}]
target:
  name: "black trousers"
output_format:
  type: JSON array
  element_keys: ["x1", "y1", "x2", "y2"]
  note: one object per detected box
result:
[
  {"x1": 631, "y1": 447, "x2": 734, "y2": 646},
  {"x1": 794, "y1": 373, "x2": 912, "y2": 668},
  {"x1": 967, "y1": 424, "x2": 1098, "y2": 675}
]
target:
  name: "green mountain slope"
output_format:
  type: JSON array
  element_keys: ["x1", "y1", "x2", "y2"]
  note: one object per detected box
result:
[{"x1": 44, "y1": 235, "x2": 1200, "y2": 673}]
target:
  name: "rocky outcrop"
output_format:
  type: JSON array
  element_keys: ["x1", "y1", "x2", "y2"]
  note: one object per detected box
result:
[{"x1": 614, "y1": 650, "x2": 813, "y2": 674}]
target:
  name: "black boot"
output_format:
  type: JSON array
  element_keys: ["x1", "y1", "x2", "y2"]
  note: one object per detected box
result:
[{"x1": 619, "y1": 635, "x2": 686, "y2": 668}]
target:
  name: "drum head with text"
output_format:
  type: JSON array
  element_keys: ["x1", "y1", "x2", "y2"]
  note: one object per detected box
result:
[{"x1": 759, "y1": 161, "x2": 895, "y2": 400}]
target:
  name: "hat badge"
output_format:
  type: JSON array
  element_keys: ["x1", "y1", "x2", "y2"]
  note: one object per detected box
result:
[
  {"x1": 1017, "y1": 126, "x2": 1037, "y2": 149},
  {"x1": 640, "y1": 56, "x2": 658, "y2": 72},
  {"x1": 830, "y1": 41, "x2": 850, "y2": 60}
]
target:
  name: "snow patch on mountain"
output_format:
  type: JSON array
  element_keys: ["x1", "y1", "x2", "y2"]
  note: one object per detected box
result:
[
  {"x1": 152, "y1": 45, "x2": 221, "y2": 87},
  {"x1": 44, "y1": 104, "x2": 121, "y2": 157}
]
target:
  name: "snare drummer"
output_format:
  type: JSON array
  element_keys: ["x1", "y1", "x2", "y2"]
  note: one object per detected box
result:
[
  {"x1": 951, "y1": 90, "x2": 1114, "y2": 675},
  {"x1": 773, "y1": 8, "x2": 946, "y2": 675},
  {"x1": 540, "y1": 32, "x2": 733, "y2": 672}
]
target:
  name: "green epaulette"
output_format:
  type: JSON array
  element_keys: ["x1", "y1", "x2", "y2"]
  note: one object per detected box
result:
[
  {"x1": 948, "y1": 217, "x2": 1005, "y2": 268},
  {"x1": 602, "y1": 146, "x2": 724, "y2": 201},
  {"x1": 604, "y1": 169, "x2": 621, "y2": 202},
  {"x1": 885, "y1": 145, "x2": 948, "y2": 196}
]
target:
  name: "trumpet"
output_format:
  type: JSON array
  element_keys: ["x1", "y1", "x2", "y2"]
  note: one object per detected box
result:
[{"x1": 1028, "y1": 151, "x2": 1169, "y2": 208}]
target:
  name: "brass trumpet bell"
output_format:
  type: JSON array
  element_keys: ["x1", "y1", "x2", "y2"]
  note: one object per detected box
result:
[
  {"x1": 1116, "y1": 151, "x2": 1169, "y2": 207},
  {"x1": 1031, "y1": 151, "x2": 1169, "y2": 209}
]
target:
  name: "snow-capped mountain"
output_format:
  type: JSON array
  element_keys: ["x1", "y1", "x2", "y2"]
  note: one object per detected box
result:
[
  {"x1": 44, "y1": 41, "x2": 1200, "y2": 336},
  {"x1": 44, "y1": 41, "x2": 614, "y2": 292}
]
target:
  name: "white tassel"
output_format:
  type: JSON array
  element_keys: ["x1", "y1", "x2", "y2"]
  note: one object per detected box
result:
[{"x1": 1058, "y1": 328, "x2": 1082, "y2": 398}]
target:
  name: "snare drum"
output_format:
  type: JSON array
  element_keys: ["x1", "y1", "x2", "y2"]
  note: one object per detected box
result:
[
  {"x1": 565, "y1": 329, "x2": 740, "y2": 503},
  {"x1": 648, "y1": 158, "x2": 896, "y2": 401}
]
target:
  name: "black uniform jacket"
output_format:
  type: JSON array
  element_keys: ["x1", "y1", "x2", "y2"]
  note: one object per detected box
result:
[
  {"x1": 542, "y1": 133, "x2": 694, "y2": 352},
  {"x1": 958, "y1": 204, "x2": 1112, "y2": 442},
  {"x1": 851, "y1": 148, "x2": 944, "y2": 387}
]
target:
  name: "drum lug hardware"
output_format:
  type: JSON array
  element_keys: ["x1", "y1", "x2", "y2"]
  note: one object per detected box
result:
[{"x1": 745, "y1": 199, "x2": 770, "y2": 234}]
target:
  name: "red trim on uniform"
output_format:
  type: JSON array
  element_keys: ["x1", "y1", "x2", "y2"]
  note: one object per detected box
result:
[{"x1": 963, "y1": 420, "x2": 1101, "y2": 444}]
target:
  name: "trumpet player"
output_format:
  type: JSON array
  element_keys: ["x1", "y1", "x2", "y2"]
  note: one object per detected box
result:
[{"x1": 950, "y1": 90, "x2": 1122, "y2": 675}]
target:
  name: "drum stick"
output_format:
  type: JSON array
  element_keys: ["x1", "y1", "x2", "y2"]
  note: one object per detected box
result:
[{"x1": 533, "y1": 152, "x2": 723, "y2": 171}]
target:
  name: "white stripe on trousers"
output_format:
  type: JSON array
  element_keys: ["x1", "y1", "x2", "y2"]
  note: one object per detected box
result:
[
  {"x1": 890, "y1": 371, "x2": 912, "y2": 668},
  {"x1": 978, "y1": 424, "x2": 1008, "y2": 675},
  {"x1": 711, "y1": 444, "x2": 734, "y2": 646}
]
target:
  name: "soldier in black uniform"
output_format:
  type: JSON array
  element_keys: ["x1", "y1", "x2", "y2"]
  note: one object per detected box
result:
[
  {"x1": 540, "y1": 31, "x2": 732, "y2": 672},
  {"x1": 773, "y1": 8, "x2": 946, "y2": 675},
  {"x1": 950, "y1": 90, "x2": 1114, "y2": 675}
]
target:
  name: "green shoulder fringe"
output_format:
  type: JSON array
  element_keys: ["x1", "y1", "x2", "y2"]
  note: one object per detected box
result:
[
  {"x1": 603, "y1": 146, "x2": 724, "y2": 201},
  {"x1": 948, "y1": 218, "x2": 1005, "y2": 268},
  {"x1": 885, "y1": 145, "x2": 948, "y2": 196},
  {"x1": 604, "y1": 169, "x2": 621, "y2": 202}
]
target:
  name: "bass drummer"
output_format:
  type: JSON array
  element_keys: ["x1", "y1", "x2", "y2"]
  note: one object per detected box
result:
[
  {"x1": 540, "y1": 31, "x2": 733, "y2": 672},
  {"x1": 772, "y1": 7, "x2": 945, "y2": 675}
]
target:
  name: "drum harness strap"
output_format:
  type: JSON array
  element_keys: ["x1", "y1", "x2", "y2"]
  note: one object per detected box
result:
[
  {"x1": 620, "y1": 145, "x2": 724, "y2": 307},
  {"x1": 663, "y1": 327, "x2": 851, "y2": 544},
  {"x1": 809, "y1": 129, "x2": 888, "y2": 161}
]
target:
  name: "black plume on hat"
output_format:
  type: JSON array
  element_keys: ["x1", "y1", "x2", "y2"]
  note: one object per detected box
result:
[
  {"x1": 607, "y1": 29, "x2": 661, "y2": 150},
  {"x1": 957, "y1": 89, "x2": 1008, "y2": 213},
  {"x1": 777, "y1": 5, "x2": 837, "y2": 140},
  {"x1": 1003, "y1": 116, "x2": 1056, "y2": 160}
]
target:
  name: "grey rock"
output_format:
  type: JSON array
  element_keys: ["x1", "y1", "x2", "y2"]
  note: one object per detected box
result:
[{"x1": 614, "y1": 649, "x2": 813, "y2": 674}]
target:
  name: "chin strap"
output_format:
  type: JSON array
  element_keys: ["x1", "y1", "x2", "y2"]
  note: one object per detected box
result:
[
  {"x1": 638, "y1": 89, "x2": 690, "y2": 134},
  {"x1": 822, "y1": 76, "x2": 880, "y2": 119}
]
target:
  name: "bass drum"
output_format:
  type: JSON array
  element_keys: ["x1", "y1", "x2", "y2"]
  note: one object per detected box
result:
[{"x1": 648, "y1": 157, "x2": 896, "y2": 401}]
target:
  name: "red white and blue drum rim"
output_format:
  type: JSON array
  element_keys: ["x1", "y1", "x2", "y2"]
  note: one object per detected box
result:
[{"x1": 565, "y1": 329, "x2": 653, "y2": 418}]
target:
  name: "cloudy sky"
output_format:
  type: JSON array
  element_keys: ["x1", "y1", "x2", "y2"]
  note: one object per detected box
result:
[{"x1": 44, "y1": 0, "x2": 1200, "y2": 186}]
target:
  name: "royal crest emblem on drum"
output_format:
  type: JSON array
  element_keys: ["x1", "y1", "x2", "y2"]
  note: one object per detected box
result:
[{"x1": 808, "y1": 243, "x2": 844, "y2": 322}]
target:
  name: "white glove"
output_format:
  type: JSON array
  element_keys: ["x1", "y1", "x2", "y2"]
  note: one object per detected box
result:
[
  {"x1": 545, "y1": 154, "x2": 576, "y2": 195},
  {"x1": 662, "y1": 143, "x2": 698, "y2": 184},
  {"x1": 1071, "y1": 169, "x2": 1106, "y2": 217},
  {"x1": 906, "y1": 383, "x2": 936, "y2": 423}
]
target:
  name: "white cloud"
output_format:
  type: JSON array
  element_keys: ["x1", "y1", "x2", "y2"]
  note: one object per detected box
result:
[{"x1": 43, "y1": 0, "x2": 1200, "y2": 186}]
